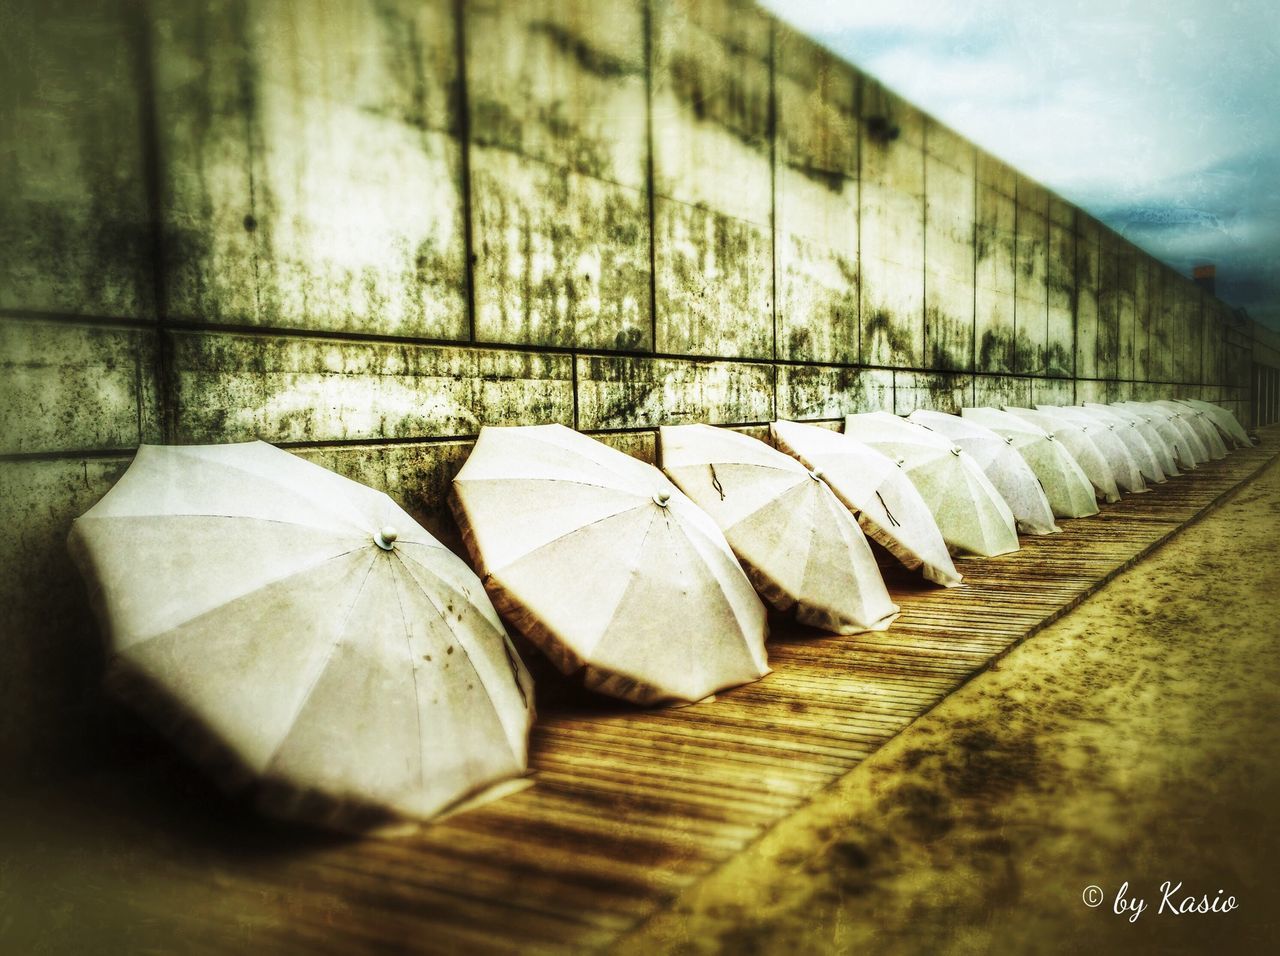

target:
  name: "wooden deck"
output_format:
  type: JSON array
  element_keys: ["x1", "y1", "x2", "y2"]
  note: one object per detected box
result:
[{"x1": 9, "y1": 432, "x2": 1278, "y2": 954}]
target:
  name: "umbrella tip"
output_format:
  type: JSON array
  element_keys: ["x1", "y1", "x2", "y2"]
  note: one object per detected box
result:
[
  {"x1": 374, "y1": 525, "x2": 399, "y2": 550},
  {"x1": 653, "y1": 491, "x2": 671, "y2": 508},
  {"x1": 950, "y1": 446, "x2": 961, "y2": 456},
  {"x1": 808, "y1": 469, "x2": 823, "y2": 481}
]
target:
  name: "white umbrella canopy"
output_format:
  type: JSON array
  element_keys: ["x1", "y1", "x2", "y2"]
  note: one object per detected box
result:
[
  {"x1": 1120, "y1": 401, "x2": 1204, "y2": 468},
  {"x1": 961, "y1": 407, "x2": 1099, "y2": 519},
  {"x1": 1107, "y1": 402, "x2": 1186, "y2": 474},
  {"x1": 907, "y1": 410, "x2": 1059, "y2": 535},
  {"x1": 1179, "y1": 398, "x2": 1251, "y2": 447},
  {"x1": 451, "y1": 424, "x2": 769, "y2": 706},
  {"x1": 1034, "y1": 405, "x2": 1148, "y2": 493},
  {"x1": 1003, "y1": 406, "x2": 1121, "y2": 504},
  {"x1": 1080, "y1": 403, "x2": 1169, "y2": 482},
  {"x1": 68, "y1": 441, "x2": 535, "y2": 831},
  {"x1": 844, "y1": 412, "x2": 1019, "y2": 558},
  {"x1": 770, "y1": 420, "x2": 961, "y2": 588},
  {"x1": 659, "y1": 424, "x2": 899, "y2": 634},
  {"x1": 1155, "y1": 400, "x2": 1228, "y2": 459}
]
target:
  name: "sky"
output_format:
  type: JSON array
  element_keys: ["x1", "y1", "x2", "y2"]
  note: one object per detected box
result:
[{"x1": 759, "y1": 0, "x2": 1280, "y2": 329}]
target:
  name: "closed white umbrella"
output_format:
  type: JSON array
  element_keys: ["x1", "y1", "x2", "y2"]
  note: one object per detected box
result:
[
  {"x1": 961, "y1": 407, "x2": 1099, "y2": 518},
  {"x1": 1179, "y1": 398, "x2": 1251, "y2": 448},
  {"x1": 660, "y1": 424, "x2": 898, "y2": 634},
  {"x1": 1155, "y1": 400, "x2": 1228, "y2": 459},
  {"x1": 1035, "y1": 405, "x2": 1148, "y2": 493},
  {"x1": 1120, "y1": 401, "x2": 1203, "y2": 468},
  {"x1": 68, "y1": 441, "x2": 535, "y2": 831},
  {"x1": 1004, "y1": 406, "x2": 1121, "y2": 503},
  {"x1": 1081, "y1": 403, "x2": 1168, "y2": 482},
  {"x1": 451, "y1": 424, "x2": 769, "y2": 706},
  {"x1": 907, "y1": 410, "x2": 1059, "y2": 535},
  {"x1": 844, "y1": 412, "x2": 1019, "y2": 557},
  {"x1": 1106, "y1": 402, "x2": 1185, "y2": 475},
  {"x1": 770, "y1": 420, "x2": 961, "y2": 588}
]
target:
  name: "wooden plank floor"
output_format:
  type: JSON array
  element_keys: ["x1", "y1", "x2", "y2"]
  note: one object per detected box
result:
[{"x1": 15, "y1": 432, "x2": 1279, "y2": 955}]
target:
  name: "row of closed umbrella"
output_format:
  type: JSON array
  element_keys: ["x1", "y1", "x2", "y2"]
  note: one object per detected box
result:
[{"x1": 67, "y1": 399, "x2": 1248, "y2": 831}]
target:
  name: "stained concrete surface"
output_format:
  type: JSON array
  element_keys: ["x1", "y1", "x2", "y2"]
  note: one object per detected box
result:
[{"x1": 621, "y1": 454, "x2": 1280, "y2": 954}]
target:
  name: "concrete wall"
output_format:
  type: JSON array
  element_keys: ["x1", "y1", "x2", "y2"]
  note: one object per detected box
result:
[{"x1": 0, "y1": 0, "x2": 1260, "y2": 773}]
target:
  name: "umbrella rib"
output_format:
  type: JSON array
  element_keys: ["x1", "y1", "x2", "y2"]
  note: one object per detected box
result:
[
  {"x1": 262, "y1": 551, "x2": 380, "y2": 771},
  {"x1": 393, "y1": 553, "x2": 522, "y2": 760},
  {"x1": 389, "y1": 560, "x2": 426, "y2": 796}
]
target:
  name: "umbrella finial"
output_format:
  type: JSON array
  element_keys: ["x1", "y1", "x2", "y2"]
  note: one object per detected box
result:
[
  {"x1": 808, "y1": 469, "x2": 823, "y2": 481},
  {"x1": 653, "y1": 491, "x2": 671, "y2": 508},
  {"x1": 950, "y1": 446, "x2": 962, "y2": 456},
  {"x1": 374, "y1": 525, "x2": 399, "y2": 551}
]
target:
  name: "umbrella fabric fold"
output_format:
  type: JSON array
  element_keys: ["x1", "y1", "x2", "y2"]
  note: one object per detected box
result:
[
  {"x1": 1179, "y1": 398, "x2": 1251, "y2": 447},
  {"x1": 451, "y1": 424, "x2": 769, "y2": 706},
  {"x1": 1003, "y1": 406, "x2": 1121, "y2": 503},
  {"x1": 844, "y1": 412, "x2": 1019, "y2": 557},
  {"x1": 69, "y1": 441, "x2": 534, "y2": 831},
  {"x1": 1105, "y1": 402, "x2": 1183, "y2": 475},
  {"x1": 660, "y1": 424, "x2": 899, "y2": 634},
  {"x1": 907, "y1": 410, "x2": 1060, "y2": 535},
  {"x1": 961, "y1": 407, "x2": 1099, "y2": 518},
  {"x1": 1155, "y1": 400, "x2": 1228, "y2": 459},
  {"x1": 1034, "y1": 405, "x2": 1148, "y2": 493},
  {"x1": 770, "y1": 420, "x2": 962, "y2": 587},
  {"x1": 1079, "y1": 403, "x2": 1168, "y2": 482}
]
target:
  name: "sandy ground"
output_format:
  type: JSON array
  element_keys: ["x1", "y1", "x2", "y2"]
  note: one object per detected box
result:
[{"x1": 621, "y1": 455, "x2": 1280, "y2": 955}]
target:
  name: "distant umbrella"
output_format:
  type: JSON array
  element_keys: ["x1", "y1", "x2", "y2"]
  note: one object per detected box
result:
[
  {"x1": 844, "y1": 412, "x2": 1019, "y2": 558},
  {"x1": 1080, "y1": 403, "x2": 1168, "y2": 482},
  {"x1": 1034, "y1": 405, "x2": 1147, "y2": 493},
  {"x1": 1179, "y1": 398, "x2": 1250, "y2": 447},
  {"x1": 1120, "y1": 401, "x2": 1203, "y2": 468},
  {"x1": 961, "y1": 407, "x2": 1098, "y2": 519},
  {"x1": 1004, "y1": 406, "x2": 1121, "y2": 503},
  {"x1": 68, "y1": 441, "x2": 534, "y2": 831},
  {"x1": 1105, "y1": 404, "x2": 1182, "y2": 478},
  {"x1": 660, "y1": 424, "x2": 898, "y2": 634},
  {"x1": 907, "y1": 410, "x2": 1059, "y2": 535},
  {"x1": 1154, "y1": 400, "x2": 1228, "y2": 459},
  {"x1": 770, "y1": 420, "x2": 961, "y2": 588},
  {"x1": 451, "y1": 424, "x2": 769, "y2": 706}
]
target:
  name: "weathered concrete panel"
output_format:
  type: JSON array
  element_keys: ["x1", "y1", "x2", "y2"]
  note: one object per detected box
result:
[
  {"x1": 0, "y1": 320, "x2": 159, "y2": 455},
  {"x1": 776, "y1": 366, "x2": 892, "y2": 420},
  {"x1": 654, "y1": 200, "x2": 773, "y2": 358},
  {"x1": 893, "y1": 370, "x2": 973, "y2": 414},
  {"x1": 860, "y1": 81, "x2": 925, "y2": 367},
  {"x1": 975, "y1": 374, "x2": 1032, "y2": 410},
  {"x1": 1045, "y1": 199, "x2": 1075, "y2": 377},
  {"x1": 650, "y1": 0, "x2": 772, "y2": 226},
  {"x1": 1134, "y1": 256, "x2": 1151, "y2": 381},
  {"x1": 1150, "y1": 264, "x2": 1170, "y2": 382},
  {"x1": 575, "y1": 355, "x2": 773, "y2": 429},
  {"x1": 975, "y1": 183, "x2": 1016, "y2": 373},
  {"x1": 924, "y1": 139, "x2": 976, "y2": 371},
  {"x1": 1075, "y1": 217, "x2": 1100, "y2": 380},
  {"x1": 0, "y1": 457, "x2": 131, "y2": 767},
  {"x1": 0, "y1": 0, "x2": 154, "y2": 319},
  {"x1": 976, "y1": 149, "x2": 1016, "y2": 198},
  {"x1": 471, "y1": 149, "x2": 651, "y2": 349},
  {"x1": 1116, "y1": 241, "x2": 1136, "y2": 382},
  {"x1": 153, "y1": 0, "x2": 468, "y2": 337},
  {"x1": 467, "y1": 0, "x2": 647, "y2": 189},
  {"x1": 1076, "y1": 379, "x2": 1119, "y2": 404},
  {"x1": 1032, "y1": 375, "x2": 1075, "y2": 407},
  {"x1": 1095, "y1": 229, "x2": 1119, "y2": 381},
  {"x1": 169, "y1": 331, "x2": 575, "y2": 444},
  {"x1": 1014, "y1": 180, "x2": 1048, "y2": 375},
  {"x1": 774, "y1": 27, "x2": 859, "y2": 363}
]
